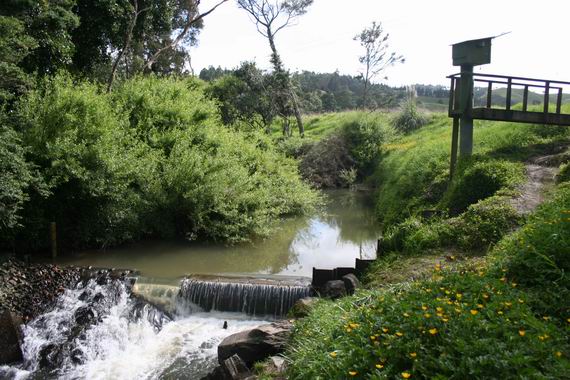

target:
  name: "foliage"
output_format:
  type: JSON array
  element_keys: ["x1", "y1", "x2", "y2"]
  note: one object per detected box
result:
[
  {"x1": 443, "y1": 159, "x2": 525, "y2": 214},
  {"x1": 382, "y1": 196, "x2": 521, "y2": 254},
  {"x1": 490, "y1": 184, "x2": 570, "y2": 322},
  {"x1": 391, "y1": 96, "x2": 429, "y2": 134},
  {"x1": 374, "y1": 114, "x2": 570, "y2": 225},
  {"x1": 7, "y1": 74, "x2": 317, "y2": 250},
  {"x1": 354, "y1": 21, "x2": 404, "y2": 109},
  {"x1": 0, "y1": 16, "x2": 37, "y2": 106},
  {"x1": 287, "y1": 267, "x2": 570, "y2": 379},
  {"x1": 0, "y1": 122, "x2": 46, "y2": 239},
  {"x1": 205, "y1": 62, "x2": 276, "y2": 131},
  {"x1": 296, "y1": 112, "x2": 395, "y2": 188}
]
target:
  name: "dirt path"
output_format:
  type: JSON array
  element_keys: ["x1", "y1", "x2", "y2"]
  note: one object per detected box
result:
[{"x1": 509, "y1": 148, "x2": 568, "y2": 215}]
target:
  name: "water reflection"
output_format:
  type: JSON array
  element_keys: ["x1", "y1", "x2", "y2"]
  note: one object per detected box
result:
[{"x1": 59, "y1": 190, "x2": 380, "y2": 279}]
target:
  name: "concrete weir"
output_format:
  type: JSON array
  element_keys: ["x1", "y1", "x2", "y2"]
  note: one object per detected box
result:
[{"x1": 178, "y1": 275, "x2": 312, "y2": 317}]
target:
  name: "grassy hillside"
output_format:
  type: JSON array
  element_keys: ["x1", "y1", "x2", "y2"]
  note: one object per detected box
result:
[{"x1": 279, "y1": 108, "x2": 570, "y2": 379}]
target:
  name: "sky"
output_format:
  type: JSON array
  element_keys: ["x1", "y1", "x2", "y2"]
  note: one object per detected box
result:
[{"x1": 190, "y1": 0, "x2": 570, "y2": 87}]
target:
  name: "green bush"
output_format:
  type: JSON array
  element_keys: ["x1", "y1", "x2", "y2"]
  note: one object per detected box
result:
[
  {"x1": 391, "y1": 98, "x2": 429, "y2": 134},
  {"x1": 9, "y1": 74, "x2": 318, "y2": 249},
  {"x1": 444, "y1": 159, "x2": 524, "y2": 214},
  {"x1": 287, "y1": 269, "x2": 569, "y2": 379},
  {"x1": 382, "y1": 196, "x2": 521, "y2": 255}
]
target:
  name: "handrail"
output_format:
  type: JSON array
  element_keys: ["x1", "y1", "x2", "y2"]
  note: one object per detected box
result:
[
  {"x1": 447, "y1": 72, "x2": 570, "y2": 86},
  {"x1": 448, "y1": 72, "x2": 569, "y2": 116}
]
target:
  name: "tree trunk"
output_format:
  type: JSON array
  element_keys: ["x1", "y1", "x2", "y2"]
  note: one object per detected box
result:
[
  {"x1": 267, "y1": 31, "x2": 303, "y2": 137},
  {"x1": 107, "y1": 0, "x2": 141, "y2": 93}
]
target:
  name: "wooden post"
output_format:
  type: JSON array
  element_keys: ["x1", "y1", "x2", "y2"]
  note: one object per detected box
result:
[
  {"x1": 50, "y1": 222, "x2": 57, "y2": 259},
  {"x1": 459, "y1": 65, "x2": 474, "y2": 157},
  {"x1": 506, "y1": 78, "x2": 512, "y2": 111},
  {"x1": 450, "y1": 117, "x2": 460, "y2": 178}
]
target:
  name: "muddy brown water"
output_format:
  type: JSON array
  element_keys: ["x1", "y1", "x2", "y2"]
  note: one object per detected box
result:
[{"x1": 55, "y1": 190, "x2": 380, "y2": 281}]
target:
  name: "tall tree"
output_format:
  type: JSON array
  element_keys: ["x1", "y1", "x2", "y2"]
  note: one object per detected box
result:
[
  {"x1": 354, "y1": 21, "x2": 404, "y2": 109},
  {"x1": 237, "y1": 0, "x2": 313, "y2": 136}
]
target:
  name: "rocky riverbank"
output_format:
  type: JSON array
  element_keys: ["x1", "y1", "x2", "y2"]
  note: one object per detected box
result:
[{"x1": 0, "y1": 258, "x2": 82, "y2": 321}]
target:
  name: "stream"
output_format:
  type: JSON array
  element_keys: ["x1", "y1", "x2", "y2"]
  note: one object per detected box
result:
[{"x1": 1, "y1": 190, "x2": 380, "y2": 379}]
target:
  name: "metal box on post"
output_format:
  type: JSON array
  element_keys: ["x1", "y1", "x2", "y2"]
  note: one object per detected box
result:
[{"x1": 452, "y1": 37, "x2": 492, "y2": 67}]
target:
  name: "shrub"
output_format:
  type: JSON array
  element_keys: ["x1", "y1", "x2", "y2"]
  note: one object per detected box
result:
[
  {"x1": 490, "y1": 184, "x2": 570, "y2": 322},
  {"x1": 11, "y1": 74, "x2": 318, "y2": 249},
  {"x1": 444, "y1": 158, "x2": 525, "y2": 214},
  {"x1": 382, "y1": 196, "x2": 521, "y2": 255},
  {"x1": 391, "y1": 98, "x2": 429, "y2": 134}
]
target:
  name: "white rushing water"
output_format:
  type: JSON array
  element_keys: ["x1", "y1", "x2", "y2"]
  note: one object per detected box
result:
[{"x1": 0, "y1": 277, "x2": 269, "y2": 380}]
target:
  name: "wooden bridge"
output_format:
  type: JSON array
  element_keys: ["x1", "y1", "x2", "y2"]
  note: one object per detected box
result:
[{"x1": 448, "y1": 73, "x2": 570, "y2": 126}]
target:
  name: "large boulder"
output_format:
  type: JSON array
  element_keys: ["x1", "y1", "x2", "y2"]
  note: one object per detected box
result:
[
  {"x1": 322, "y1": 280, "x2": 346, "y2": 299},
  {"x1": 0, "y1": 310, "x2": 23, "y2": 364},
  {"x1": 218, "y1": 321, "x2": 292, "y2": 366},
  {"x1": 341, "y1": 274, "x2": 360, "y2": 295}
]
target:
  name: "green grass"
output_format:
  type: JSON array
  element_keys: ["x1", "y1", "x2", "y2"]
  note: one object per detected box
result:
[
  {"x1": 286, "y1": 184, "x2": 570, "y2": 379},
  {"x1": 374, "y1": 108, "x2": 570, "y2": 226},
  {"x1": 272, "y1": 111, "x2": 391, "y2": 141}
]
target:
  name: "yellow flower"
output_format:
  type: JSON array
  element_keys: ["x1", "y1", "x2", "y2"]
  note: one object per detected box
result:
[
  {"x1": 370, "y1": 335, "x2": 376, "y2": 340},
  {"x1": 402, "y1": 372, "x2": 412, "y2": 379},
  {"x1": 421, "y1": 305, "x2": 428, "y2": 311},
  {"x1": 375, "y1": 364, "x2": 384, "y2": 369},
  {"x1": 497, "y1": 311, "x2": 504, "y2": 315},
  {"x1": 477, "y1": 304, "x2": 484, "y2": 309},
  {"x1": 470, "y1": 310, "x2": 479, "y2": 315},
  {"x1": 409, "y1": 352, "x2": 417, "y2": 358},
  {"x1": 555, "y1": 351, "x2": 563, "y2": 358},
  {"x1": 349, "y1": 323, "x2": 359, "y2": 329},
  {"x1": 424, "y1": 313, "x2": 432, "y2": 318},
  {"x1": 505, "y1": 302, "x2": 512, "y2": 307},
  {"x1": 436, "y1": 307, "x2": 443, "y2": 313},
  {"x1": 382, "y1": 328, "x2": 389, "y2": 333},
  {"x1": 329, "y1": 351, "x2": 337, "y2": 358},
  {"x1": 455, "y1": 308, "x2": 462, "y2": 313},
  {"x1": 518, "y1": 299, "x2": 524, "y2": 304},
  {"x1": 483, "y1": 294, "x2": 489, "y2": 299},
  {"x1": 403, "y1": 312, "x2": 410, "y2": 317},
  {"x1": 442, "y1": 318, "x2": 449, "y2": 323},
  {"x1": 456, "y1": 293, "x2": 462, "y2": 299},
  {"x1": 518, "y1": 329, "x2": 526, "y2": 337},
  {"x1": 539, "y1": 335, "x2": 546, "y2": 341},
  {"x1": 566, "y1": 318, "x2": 570, "y2": 323},
  {"x1": 446, "y1": 301, "x2": 453, "y2": 305},
  {"x1": 396, "y1": 332, "x2": 404, "y2": 337},
  {"x1": 346, "y1": 328, "x2": 352, "y2": 333},
  {"x1": 429, "y1": 328, "x2": 438, "y2": 335},
  {"x1": 434, "y1": 265, "x2": 441, "y2": 272},
  {"x1": 349, "y1": 370, "x2": 358, "y2": 376},
  {"x1": 542, "y1": 316, "x2": 551, "y2": 321}
]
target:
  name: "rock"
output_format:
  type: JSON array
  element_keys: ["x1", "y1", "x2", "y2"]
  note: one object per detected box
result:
[
  {"x1": 218, "y1": 321, "x2": 292, "y2": 366},
  {"x1": 200, "y1": 366, "x2": 229, "y2": 380},
  {"x1": 322, "y1": 280, "x2": 346, "y2": 299},
  {"x1": 341, "y1": 274, "x2": 360, "y2": 295},
  {"x1": 289, "y1": 297, "x2": 318, "y2": 318},
  {"x1": 0, "y1": 311, "x2": 23, "y2": 364},
  {"x1": 74, "y1": 306, "x2": 96, "y2": 326},
  {"x1": 267, "y1": 355, "x2": 286, "y2": 373},
  {"x1": 222, "y1": 354, "x2": 253, "y2": 380}
]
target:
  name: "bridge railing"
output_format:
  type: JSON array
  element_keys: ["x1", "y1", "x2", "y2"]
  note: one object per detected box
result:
[{"x1": 447, "y1": 73, "x2": 570, "y2": 116}]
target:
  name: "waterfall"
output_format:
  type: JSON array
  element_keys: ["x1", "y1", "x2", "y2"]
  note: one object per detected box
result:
[
  {"x1": 178, "y1": 277, "x2": 312, "y2": 317},
  {"x1": 0, "y1": 274, "x2": 269, "y2": 380}
]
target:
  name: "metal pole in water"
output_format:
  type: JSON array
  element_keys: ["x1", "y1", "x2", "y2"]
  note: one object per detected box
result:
[{"x1": 50, "y1": 222, "x2": 57, "y2": 259}]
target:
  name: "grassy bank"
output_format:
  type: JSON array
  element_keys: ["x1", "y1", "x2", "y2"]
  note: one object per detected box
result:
[{"x1": 280, "y1": 109, "x2": 570, "y2": 379}]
